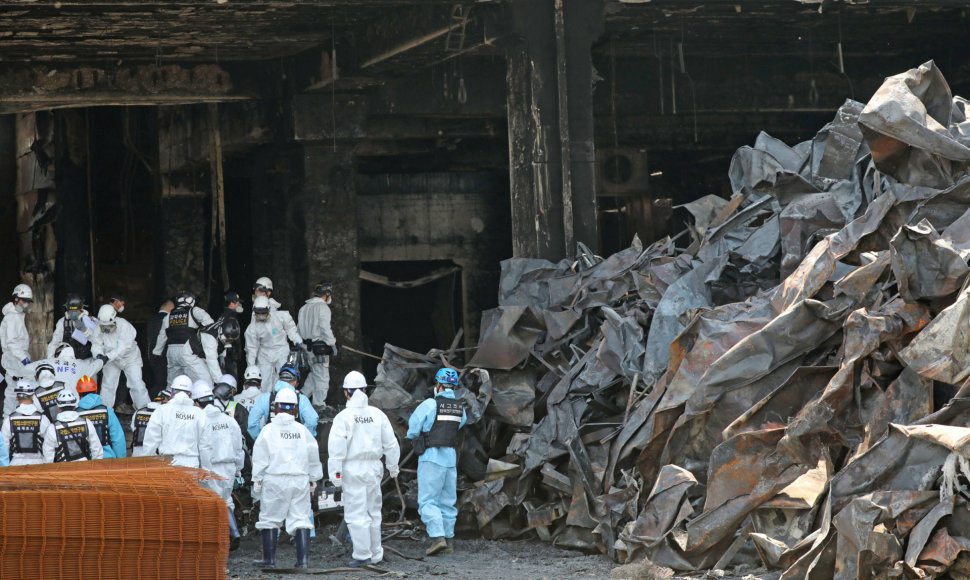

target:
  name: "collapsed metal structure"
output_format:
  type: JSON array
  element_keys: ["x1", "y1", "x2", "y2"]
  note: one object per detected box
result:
[{"x1": 369, "y1": 61, "x2": 970, "y2": 578}]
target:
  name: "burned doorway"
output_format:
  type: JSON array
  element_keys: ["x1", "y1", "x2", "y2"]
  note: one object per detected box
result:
[{"x1": 359, "y1": 260, "x2": 463, "y2": 378}]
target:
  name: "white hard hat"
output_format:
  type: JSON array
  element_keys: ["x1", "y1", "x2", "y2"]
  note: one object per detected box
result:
[
  {"x1": 176, "y1": 290, "x2": 197, "y2": 308},
  {"x1": 97, "y1": 304, "x2": 117, "y2": 326},
  {"x1": 252, "y1": 295, "x2": 270, "y2": 312},
  {"x1": 254, "y1": 276, "x2": 274, "y2": 291},
  {"x1": 217, "y1": 374, "x2": 238, "y2": 389},
  {"x1": 12, "y1": 284, "x2": 33, "y2": 301},
  {"x1": 342, "y1": 371, "x2": 368, "y2": 391},
  {"x1": 244, "y1": 366, "x2": 262, "y2": 381},
  {"x1": 170, "y1": 375, "x2": 193, "y2": 393},
  {"x1": 275, "y1": 388, "x2": 298, "y2": 405},
  {"x1": 192, "y1": 380, "x2": 213, "y2": 400},
  {"x1": 56, "y1": 389, "x2": 79, "y2": 407},
  {"x1": 55, "y1": 344, "x2": 76, "y2": 359},
  {"x1": 14, "y1": 379, "x2": 36, "y2": 397},
  {"x1": 37, "y1": 370, "x2": 56, "y2": 388}
]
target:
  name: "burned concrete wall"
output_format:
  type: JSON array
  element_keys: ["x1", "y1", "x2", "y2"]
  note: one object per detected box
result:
[{"x1": 356, "y1": 171, "x2": 511, "y2": 346}]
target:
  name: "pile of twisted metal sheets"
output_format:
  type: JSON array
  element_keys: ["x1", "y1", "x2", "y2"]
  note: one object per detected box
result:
[{"x1": 371, "y1": 60, "x2": 970, "y2": 578}]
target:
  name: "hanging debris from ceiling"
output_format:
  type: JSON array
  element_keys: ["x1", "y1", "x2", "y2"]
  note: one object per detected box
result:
[{"x1": 369, "y1": 60, "x2": 970, "y2": 578}]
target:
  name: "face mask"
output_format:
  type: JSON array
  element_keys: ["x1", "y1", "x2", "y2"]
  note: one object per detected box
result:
[
  {"x1": 324, "y1": 296, "x2": 332, "y2": 305},
  {"x1": 67, "y1": 311, "x2": 80, "y2": 321},
  {"x1": 117, "y1": 305, "x2": 124, "y2": 313},
  {"x1": 15, "y1": 303, "x2": 28, "y2": 314},
  {"x1": 235, "y1": 304, "x2": 244, "y2": 313},
  {"x1": 101, "y1": 325, "x2": 115, "y2": 334},
  {"x1": 255, "y1": 313, "x2": 269, "y2": 322}
]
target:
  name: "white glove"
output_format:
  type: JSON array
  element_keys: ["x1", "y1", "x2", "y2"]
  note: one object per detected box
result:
[
  {"x1": 389, "y1": 466, "x2": 400, "y2": 479},
  {"x1": 332, "y1": 473, "x2": 342, "y2": 488},
  {"x1": 310, "y1": 481, "x2": 317, "y2": 493},
  {"x1": 252, "y1": 480, "x2": 262, "y2": 494},
  {"x1": 475, "y1": 368, "x2": 490, "y2": 383}
]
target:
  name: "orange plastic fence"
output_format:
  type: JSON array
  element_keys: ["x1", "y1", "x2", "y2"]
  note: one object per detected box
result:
[{"x1": 0, "y1": 457, "x2": 228, "y2": 579}]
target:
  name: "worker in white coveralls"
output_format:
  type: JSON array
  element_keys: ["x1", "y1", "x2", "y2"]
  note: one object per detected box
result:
[
  {"x1": 152, "y1": 290, "x2": 215, "y2": 384},
  {"x1": 245, "y1": 295, "x2": 304, "y2": 392},
  {"x1": 46, "y1": 294, "x2": 106, "y2": 364},
  {"x1": 1, "y1": 284, "x2": 33, "y2": 416},
  {"x1": 2, "y1": 380, "x2": 51, "y2": 465},
  {"x1": 251, "y1": 387, "x2": 323, "y2": 569},
  {"x1": 407, "y1": 367, "x2": 467, "y2": 556},
  {"x1": 96, "y1": 304, "x2": 150, "y2": 411},
  {"x1": 329, "y1": 371, "x2": 401, "y2": 567},
  {"x1": 141, "y1": 375, "x2": 206, "y2": 467},
  {"x1": 297, "y1": 281, "x2": 338, "y2": 407},
  {"x1": 195, "y1": 379, "x2": 245, "y2": 551},
  {"x1": 42, "y1": 389, "x2": 104, "y2": 463}
]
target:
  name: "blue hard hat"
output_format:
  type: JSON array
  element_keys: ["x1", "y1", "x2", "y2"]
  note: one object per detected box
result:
[
  {"x1": 435, "y1": 368, "x2": 459, "y2": 387},
  {"x1": 279, "y1": 364, "x2": 300, "y2": 382}
]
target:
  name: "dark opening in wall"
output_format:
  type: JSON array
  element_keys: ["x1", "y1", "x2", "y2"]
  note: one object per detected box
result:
[{"x1": 359, "y1": 260, "x2": 462, "y2": 379}]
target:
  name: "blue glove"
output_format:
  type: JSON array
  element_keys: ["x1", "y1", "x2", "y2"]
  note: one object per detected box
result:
[
  {"x1": 97, "y1": 354, "x2": 109, "y2": 364},
  {"x1": 21, "y1": 358, "x2": 30, "y2": 366},
  {"x1": 330, "y1": 344, "x2": 339, "y2": 357},
  {"x1": 298, "y1": 342, "x2": 308, "y2": 351}
]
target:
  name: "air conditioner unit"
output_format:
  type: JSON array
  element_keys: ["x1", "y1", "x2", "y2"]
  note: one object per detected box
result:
[{"x1": 596, "y1": 148, "x2": 649, "y2": 196}]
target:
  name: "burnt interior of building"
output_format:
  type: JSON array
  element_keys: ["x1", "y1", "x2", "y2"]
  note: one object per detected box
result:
[{"x1": 3, "y1": 0, "x2": 969, "y2": 399}]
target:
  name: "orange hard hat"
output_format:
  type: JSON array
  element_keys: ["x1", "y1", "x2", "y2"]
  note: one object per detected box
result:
[{"x1": 76, "y1": 375, "x2": 98, "y2": 395}]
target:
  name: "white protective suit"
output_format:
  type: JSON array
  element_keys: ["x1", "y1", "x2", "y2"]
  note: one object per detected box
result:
[
  {"x1": 200, "y1": 333, "x2": 227, "y2": 385},
  {"x1": 200, "y1": 403, "x2": 245, "y2": 508},
  {"x1": 152, "y1": 306, "x2": 214, "y2": 384},
  {"x1": 297, "y1": 297, "x2": 336, "y2": 406},
  {"x1": 42, "y1": 410, "x2": 104, "y2": 462},
  {"x1": 99, "y1": 316, "x2": 149, "y2": 409},
  {"x1": 252, "y1": 412, "x2": 323, "y2": 535},
  {"x1": 2, "y1": 403, "x2": 51, "y2": 465},
  {"x1": 234, "y1": 386, "x2": 262, "y2": 411},
  {"x1": 244, "y1": 309, "x2": 302, "y2": 392},
  {"x1": 46, "y1": 313, "x2": 104, "y2": 359},
  {"x1": 1, "y1": 302, "x2": 31, "y2": 416},
  {"x1": 141, "y1": 391, "x2": 207, "y2": 467},
  {"x1": 327, "y1": 390, "x2": 401, "y2": 563},
  {"x1": 26, "y1": 355, "x2": 104, "y2": 393}
]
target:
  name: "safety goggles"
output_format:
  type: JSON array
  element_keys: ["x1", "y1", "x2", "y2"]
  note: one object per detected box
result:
[{"x1": 276, "y1": 402, "x2": 297, "y2": 412}]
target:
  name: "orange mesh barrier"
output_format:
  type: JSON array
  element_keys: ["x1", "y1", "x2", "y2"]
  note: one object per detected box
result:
[{"x1": 0, "y1": 457, "x2": 228, "y2": 579}]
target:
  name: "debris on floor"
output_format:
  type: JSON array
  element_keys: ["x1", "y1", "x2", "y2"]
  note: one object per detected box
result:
[{"x1": 369, "y1": 60, "x2": 970, "y2": 579}]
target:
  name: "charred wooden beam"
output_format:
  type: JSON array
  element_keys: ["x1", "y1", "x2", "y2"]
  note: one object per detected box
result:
[{"x1": 0, "y1": 63, "x2": 260, "y2": 114}]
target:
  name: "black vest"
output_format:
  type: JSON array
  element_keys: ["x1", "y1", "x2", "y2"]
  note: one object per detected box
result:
[
  {"x1": 78, "y1": 406, "x2": 111, "y2": 449},
  {"x1": 54, "y1": 419, "x2": 93, "y2": 462},
  {"x1": 166, "y1": 307, "x2": 194, "y2": 344},
  {"x1": 62, "y1": 319, "x2": 93, "y2": 359},
  {"x1": 36, "y1": 385, "x2": 63, "y2": 423},
  {"x1": 9, "y1": 413, "x2": 43, "y2": 454},
  {"x1": 132, "y1": 407, "x2": 155, "y2": 447},
  {"x1": 426, "y1": 398, "x2": 463, "y2": 449}
]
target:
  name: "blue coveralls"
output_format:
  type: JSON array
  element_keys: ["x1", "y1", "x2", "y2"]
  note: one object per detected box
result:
[
  {"x1": 78, "y1": 393, "x2": 127, "y2": 459},
  {"x1": 247, "y1": 381, "x2": 318, "y2": 441},
  {"x1": 407, "y1": 390, "x2": 467, "y2": 539}
]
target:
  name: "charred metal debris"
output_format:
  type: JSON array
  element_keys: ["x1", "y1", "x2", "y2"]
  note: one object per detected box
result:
[{"x1": 368, "y1": 61, "x2": 970, "y2": 577}]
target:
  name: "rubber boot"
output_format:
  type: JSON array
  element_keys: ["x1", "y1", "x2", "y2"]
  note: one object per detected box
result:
[
  {"x1": 228, "y1": 507, "x2": 241, "y2": 552},
  {"x1": 252, "y1": 528, "x2": 278, "y2": 567},
  {"x1": 294, "y1": 528, "x2": 311, "y2": 569}
]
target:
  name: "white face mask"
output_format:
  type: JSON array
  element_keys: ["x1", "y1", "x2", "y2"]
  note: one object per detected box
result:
[
  {"x1": 235, "y1": 304, "x2": 244, "y2": 313},
  {"x1": 117, "y1": 305, "x2": 124, "y2": 313},
  {"x1": 15, "y1": 303, "x2": 28, "y2": 314},
  {"x1": 324, "y1": 296, "x2": 332, "y2": 305}
]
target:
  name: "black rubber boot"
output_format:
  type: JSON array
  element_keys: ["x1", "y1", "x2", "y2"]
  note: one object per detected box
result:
[
  {"x1": 228, "y1": 508, "x2": 241, "y2": 552},
  {"x1": 252, "y1": 528, "x2": 278, "y2": 567},
  {"x1": 294, "y1": 528, "x2": 311, "y2": 568}
]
